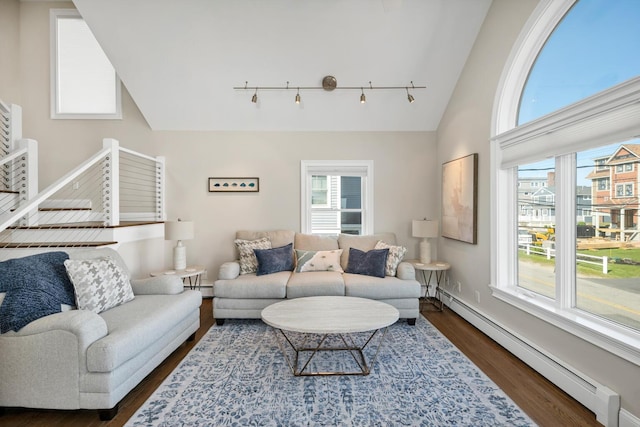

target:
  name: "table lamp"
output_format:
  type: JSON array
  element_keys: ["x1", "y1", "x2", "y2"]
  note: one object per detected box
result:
[
  {"x1": 412, "y1": 219, "x2": 438, "y2": 264},
  {"x1": 165, "y1": 219, "x2": 194, "y2": 270}
]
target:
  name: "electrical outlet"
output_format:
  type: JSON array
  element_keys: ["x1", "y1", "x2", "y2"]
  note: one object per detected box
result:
[
  {"x1": 446, "y1": 276, "x2": 450, "y2": 287},
  {"x1": 456, "y1": 281, "x2": 461, "y2": 293},
  {"x1": 202, "y1": 269, "x2": 208, "y2": 280},
  {"x1": 475, "y1": 290, "x2": 481, "y2": 303},
  {"x1": 73, "y1": 181, "x2": 80, "y2": 190}
]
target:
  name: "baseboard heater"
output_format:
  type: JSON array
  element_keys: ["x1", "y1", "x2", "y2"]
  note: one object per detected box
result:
[{"x1": 440, "y1": 290, "x2": 623, "y2": 427}]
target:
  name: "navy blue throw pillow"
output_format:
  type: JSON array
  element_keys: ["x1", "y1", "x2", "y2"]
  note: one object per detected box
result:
[
  {"x1": 254, "y1": 243, "x2": 294, "y2": 276},
  {"x1": 345, "y1": 248, "x2": 389, "y2": 278},
  {"x1": 0, "y1": 251, "x2": 75, "y2": 333}
]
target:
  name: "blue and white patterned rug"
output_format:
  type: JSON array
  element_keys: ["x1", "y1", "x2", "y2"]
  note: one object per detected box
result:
[{"x1": 126, "y1": 316, "x2": 536, "y2": 426}]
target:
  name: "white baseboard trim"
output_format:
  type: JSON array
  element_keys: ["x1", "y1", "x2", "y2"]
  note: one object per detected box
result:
[{"x1": 441, "y1": 290, "x2": 628, "y2": 427}]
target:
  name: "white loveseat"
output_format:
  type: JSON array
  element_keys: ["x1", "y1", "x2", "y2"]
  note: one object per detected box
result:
[
  {"x1": 0, "y1": 248, "x2": 202, "y2": 420},
  {"x1": 213, "y1": 230, "x2": 421, "y2": 325}
]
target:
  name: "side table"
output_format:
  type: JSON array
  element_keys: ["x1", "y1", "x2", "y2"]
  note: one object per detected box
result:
[
  {"x1": 150, "y1": 265, "x2": 205, "y2": 290},
  {"x1": 409, "y1": 260, "x2": 450, "y2": 311}
]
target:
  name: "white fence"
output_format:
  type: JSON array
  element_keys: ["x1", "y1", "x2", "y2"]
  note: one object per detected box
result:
[{"x1": 519, "y1": 244, "x2": 609, "y2": 274}]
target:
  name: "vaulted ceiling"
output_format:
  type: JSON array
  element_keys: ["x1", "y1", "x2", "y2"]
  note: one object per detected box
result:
[{"x1": 72, "y1": 0, "x2": 492, "y2": 131}]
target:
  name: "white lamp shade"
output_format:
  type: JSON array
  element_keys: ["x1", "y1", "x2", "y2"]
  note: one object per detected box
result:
[
  {"x1": 165, "y1": 220, "x2": 194, "y2": 241},
  {"x1": 412, "y1": 220, "x2": 438, "y2": 238}
]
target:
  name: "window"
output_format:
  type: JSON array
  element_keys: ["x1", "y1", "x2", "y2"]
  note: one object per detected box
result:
[
  {"x1": 301, "y1": 160, "x2": 373, "y2": 235},
  {"x1": 50, "y1": 9, "x2": 121, "y2": 119},
  {"x1": 492, "y1": 0, "x2": 640, "y2": 364},
  {"x1": 616, "y1": 165, "x2": 624, "y2": 173},
  {"x1": 625, "y1": 163, "x2": 633, "y2": 172}
]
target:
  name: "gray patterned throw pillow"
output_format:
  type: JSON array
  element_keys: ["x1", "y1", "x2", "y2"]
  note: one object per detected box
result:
[
  {"x1": 234, "y1": 237, "x2": 272, "y2": 275},
  {"x1": 374, "y1": 240, "x2": 407, "y2": 276},
  {"x1": 64, "y1": 256, "x2": 134, "y2": 313}
]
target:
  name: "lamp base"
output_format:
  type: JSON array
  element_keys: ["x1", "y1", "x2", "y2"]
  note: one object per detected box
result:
[
  {"x1": 419, "y1": 239, "x2": 432, "y2": 265},
  {"x1": 173, "y1": 241, "x2": 186, "y2": 270}
]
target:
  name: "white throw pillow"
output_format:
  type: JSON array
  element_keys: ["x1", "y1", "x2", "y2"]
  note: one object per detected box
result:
[
  {"x1": 64, "y1": 257, "x2": 134, "y2": 313},
  {"x1": 295, "y1": 249, "x2": 344, "y2": 273},
  {"x1": 374, "y1": 240, "x2": 407, "y2": 276},
  {"x1": 234, "y1": 237, "x2": 271, "y2": 275}
]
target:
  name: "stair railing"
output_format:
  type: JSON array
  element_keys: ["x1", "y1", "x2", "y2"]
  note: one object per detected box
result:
[{"x1": 0, "y1": 138, "x2": 165, "y2": 249}]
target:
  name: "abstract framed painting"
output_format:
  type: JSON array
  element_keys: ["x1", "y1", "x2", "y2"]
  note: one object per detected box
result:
[
  {"x1": 441, "y1": 153, "x2": 478, "y2": 244},
  {"x1": 208, "y1": 177, "x2": 259, "y2": 192}
]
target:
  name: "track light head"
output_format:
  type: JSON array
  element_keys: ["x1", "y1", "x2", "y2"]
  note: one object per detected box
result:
[
  {"x1": 295, "y1": 88, "x2": 301, "y2": 104},
  {"x1": 251, "y1": 90, "x2": 258, "y2": 103},
  {"x1": 360, "y1": 88, "x2": 366, "y2": 104},
  {"x1": 406, "y1": 87, "x2": 415, "y2": 103}
]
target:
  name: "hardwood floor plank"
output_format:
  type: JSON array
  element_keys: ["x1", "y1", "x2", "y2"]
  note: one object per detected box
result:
[{"x1": 1, "y1": 299, "x2": 599, "y2": 426}]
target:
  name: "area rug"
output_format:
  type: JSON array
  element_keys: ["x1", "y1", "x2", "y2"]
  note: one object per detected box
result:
[{"x1": 126, "y1": 316, "x2": 536, "y2": 426}]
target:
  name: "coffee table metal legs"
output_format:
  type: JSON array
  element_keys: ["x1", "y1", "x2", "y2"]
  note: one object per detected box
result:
[{"x1": 271, "y1": 327, "x2": 390, "y2": 376}]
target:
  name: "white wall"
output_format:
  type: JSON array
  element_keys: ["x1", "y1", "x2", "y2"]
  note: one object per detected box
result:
[
  {"x1": 4, "y1": 0, "x2": 438, "y2": 279},
  {"x1": 437, "y1": 0, "x2": 640, "y2": 419}
]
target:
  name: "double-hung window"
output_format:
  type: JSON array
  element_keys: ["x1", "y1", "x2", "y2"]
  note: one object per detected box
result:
[
  {"x1": 50, "y1": 9, "x2": 121, "y2": 119},
  {"x1": 301, "y1": 160, "x2": 373, "y2": 235},
  {"x1": 492, "y1": 0, "x2": 640, "y2": 364}
]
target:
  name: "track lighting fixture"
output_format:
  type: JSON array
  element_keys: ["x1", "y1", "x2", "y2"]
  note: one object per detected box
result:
[{"x1": 235, "y1": 76, "x2": 425, "y2": 105}]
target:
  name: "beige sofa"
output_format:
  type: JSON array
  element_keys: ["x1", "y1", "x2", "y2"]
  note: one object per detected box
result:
[
  {"x1": 213, "y1": 230, "x2": 421, "y2": 325},
  {"x1": 0, "y1": 248, "x2": 202, "y2": 420}
]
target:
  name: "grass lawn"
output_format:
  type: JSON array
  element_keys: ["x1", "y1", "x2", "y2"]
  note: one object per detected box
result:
[{"x1": 519, "y1": 247, "x2": 640, "y2": 278}]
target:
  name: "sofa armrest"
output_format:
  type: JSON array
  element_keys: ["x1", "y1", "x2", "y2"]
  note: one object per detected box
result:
[
  {"x1": 130, "y1": 275, "x2": 184, "y2": 295},
  {"x1": 218, "y1": 261, "x2": 240, "y2": 280},
  {"x1": 5, "y1": 309, "x2": 107, "y2": 342},
  {"x1": 396, "y1": 261, "x2": 416, "y2": 280}
]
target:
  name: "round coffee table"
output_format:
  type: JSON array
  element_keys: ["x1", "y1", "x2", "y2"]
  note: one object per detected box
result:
[{"x1": 261, "y1": 296, "x2": 399, "y2": 376}]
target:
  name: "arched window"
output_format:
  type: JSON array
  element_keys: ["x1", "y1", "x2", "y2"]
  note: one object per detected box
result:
[{"x1": 491, "y1": 0, "x2": 640, "y2": 365}]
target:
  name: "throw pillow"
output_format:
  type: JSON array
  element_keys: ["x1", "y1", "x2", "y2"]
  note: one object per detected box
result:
[
  {"x1": 254, "y1": 243, "x2": 294, "y2": 276},
  {"x1": 0, "y1": 251, "x2": 76, "y2": 333},
  {"x1": 234, "y1": 237, "x2": 272, "y2": 275},
  {"x1": 374, "y1": 240, "x2": 407, "y2": 276},
  {"x1": 295, "y1": 249, "x2": 344, "y2": 273},
  {"x1": 345, "y1": 248, "x2": 389, "y2": 278},
  {"x1": 64, "y1": 257, "x2": 134, "y2": 314}
]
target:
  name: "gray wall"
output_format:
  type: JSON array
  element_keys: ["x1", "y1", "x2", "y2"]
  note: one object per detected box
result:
[{"x1": 438, "y1": 0, "x2": 640, "y2": 418}]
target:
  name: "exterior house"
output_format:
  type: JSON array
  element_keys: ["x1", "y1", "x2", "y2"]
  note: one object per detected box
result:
[{"x1": 586, "y1": 143, "x2": 640, "y2": 241}]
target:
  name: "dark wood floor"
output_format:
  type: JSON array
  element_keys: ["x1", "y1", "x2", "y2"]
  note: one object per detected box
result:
[{"x1": 2, "y1": 299, "x2": 600, "y2": 427}]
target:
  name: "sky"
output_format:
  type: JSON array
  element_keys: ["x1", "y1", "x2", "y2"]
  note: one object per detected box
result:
[{"x1": 517, "y1": 0, "x2": 640, "y2": 185}]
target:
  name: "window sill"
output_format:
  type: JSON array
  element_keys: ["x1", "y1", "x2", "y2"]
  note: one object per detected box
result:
[{"x1": 490, "y1": 285, "x2": 640, "y2": 366}]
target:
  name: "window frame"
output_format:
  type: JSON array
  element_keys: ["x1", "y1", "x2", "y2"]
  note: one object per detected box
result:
[
  {"x1": 50, "y1": 9, "x2": 122, "y2": 120},
  {"x1": 491, "y1": 0, "x2": 640, "y2": 365},
  {"x1": 300, "y1": 160, "x2": 373, "y2": 235}
]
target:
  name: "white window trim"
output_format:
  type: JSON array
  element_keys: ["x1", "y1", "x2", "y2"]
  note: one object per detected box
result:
[
  {"x1": 300, "y1": 160, "x2": 373, "y2": 235},
  {"x1": 491, "y1": 0, "x2": 640, "y2": 366},
  {"x1": 50, "y1": 9, "x2": 122, "y2": 120}
]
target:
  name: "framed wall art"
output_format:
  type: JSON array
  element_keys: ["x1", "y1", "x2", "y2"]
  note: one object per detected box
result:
[
  {"x1": 441, "y1": 153, "x2": 478, "y2": 244},
  {"x1": 208, "y1": 177, "x2": 259, "y2": 193}
]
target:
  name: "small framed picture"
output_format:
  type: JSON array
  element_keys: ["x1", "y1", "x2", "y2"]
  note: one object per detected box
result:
[{"x1": 208, "y1": 177, "x2": 259, "y2": 192}]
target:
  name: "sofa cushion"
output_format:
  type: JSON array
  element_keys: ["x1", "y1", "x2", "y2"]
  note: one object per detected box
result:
[
  {"x1": 0, "y1": 252, "x2": 76, "y2": 333},
  {"x1": 286, "y1": 271, "x2": 345, "y2": 298},
  {"x1": 254, "y1": 243, "x2": 294, "y2": 276},
  {"x1": 343, "y1": 273, "x2": 421, "y2": 299},
  {"x1": 294, "y1": 233, "x2": 339, "y2": 251},
  {"x1": 374, "y1": 241, "x2": 407, "y2": 276},
  {"x1": 337, "y1": 233, "x2": 396, "y2": 270},
  {"x1": 345, "y1": 248, "x2": 389, "y2": 278},
  {"x1": 236, "y1": 230, "x2": 295, "y2": 253},
  {"x1": 214, "y1": 271, "x2": 289, "y2": 299},
  {"x1": 295, "y1": 249, "x2": 343, "y2": 273},
  {"x1": 87, "y1": 291, "x2": 201, "y2": 372},
  {"x1": 64, "y1": 256, "x2": 135, "y2": 314},
  {"x1": 235, "y1": 237, "x2": 271, "y2": 275}
]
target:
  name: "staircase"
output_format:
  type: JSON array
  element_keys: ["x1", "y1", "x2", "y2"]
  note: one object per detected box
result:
[{"x1": 0, "y1": 100, "x2": 166, "y2": 259}]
